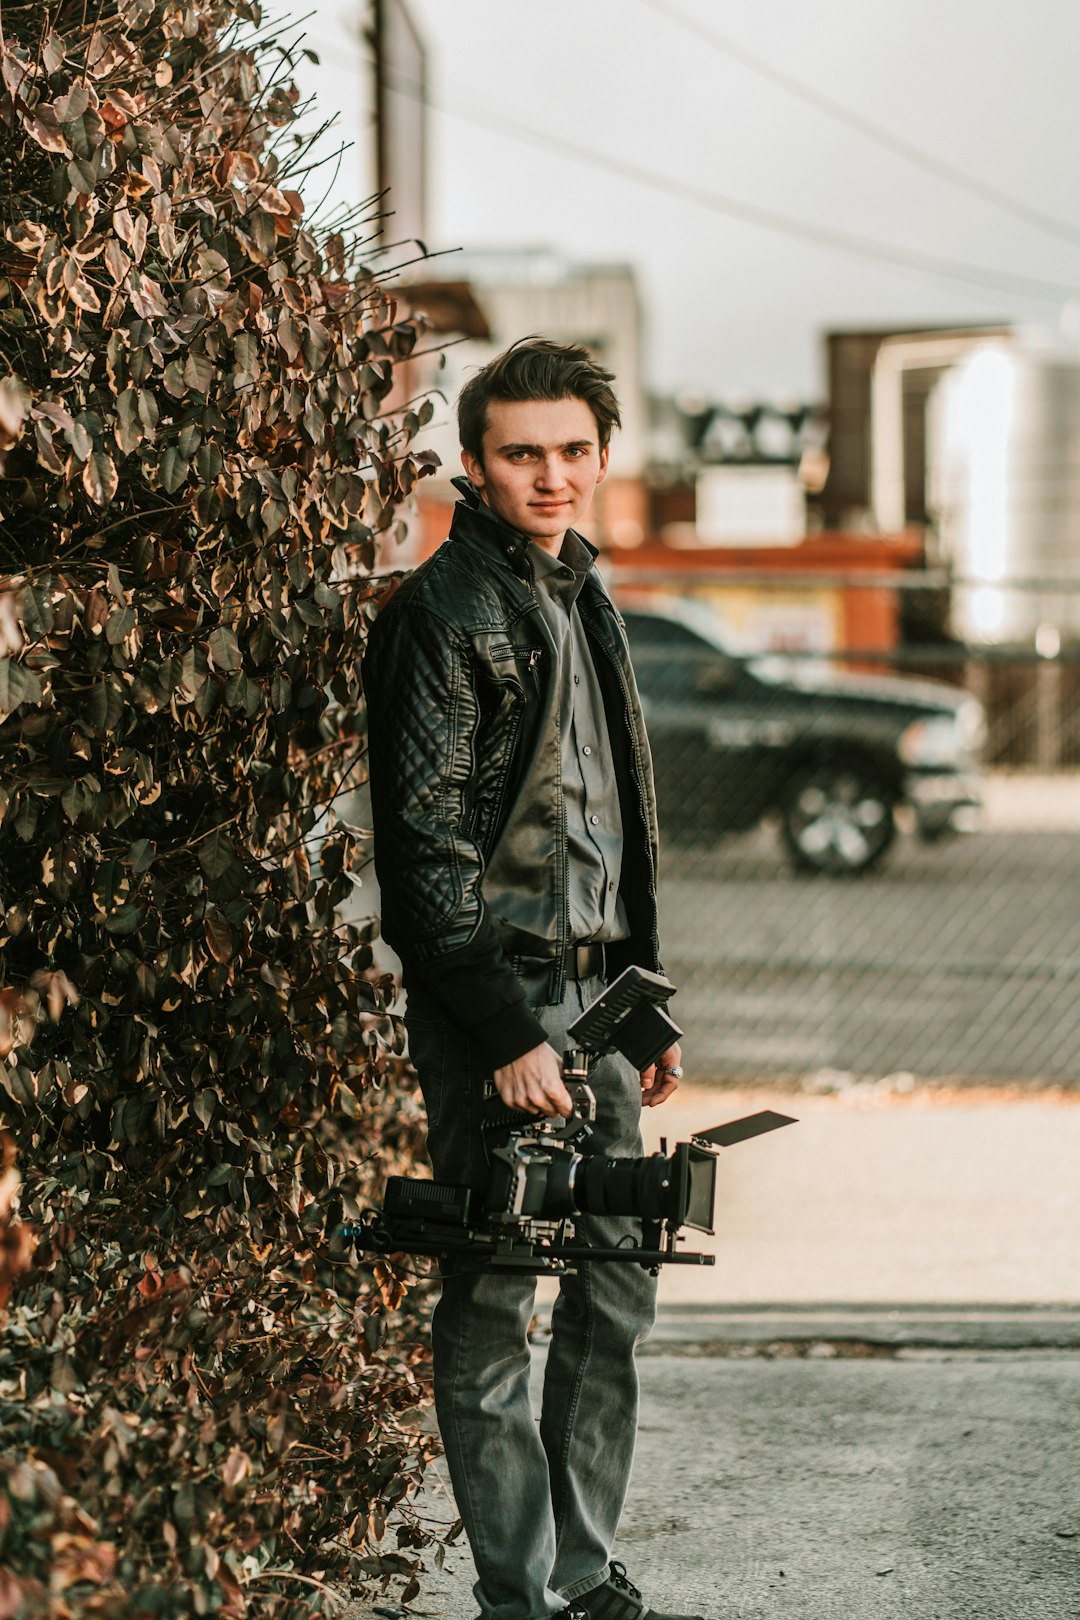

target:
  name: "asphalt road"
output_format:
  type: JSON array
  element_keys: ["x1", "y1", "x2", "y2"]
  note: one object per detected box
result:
[
  {"x1": 347, "y1": 1328, "x2": 1080, "y2": 1620},
  {"x1": 659, "y1": 819, "x2": 1080, "y2": 1085}
]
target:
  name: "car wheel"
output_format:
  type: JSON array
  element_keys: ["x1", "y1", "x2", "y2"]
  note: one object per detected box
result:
[{"x1": 780, "y1": 761, "x2": 897, "y2": 875}]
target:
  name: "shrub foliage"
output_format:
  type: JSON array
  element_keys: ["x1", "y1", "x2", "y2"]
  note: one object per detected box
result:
[{"x1": 0, "y1": 0, "x2": 439, "y2": 1612}]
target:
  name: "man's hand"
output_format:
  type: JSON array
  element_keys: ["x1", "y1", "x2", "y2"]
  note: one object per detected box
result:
[
  {"x1": 639, "y1": 1041, "x2": 683, "y2": 1108},
  {"x1": 493, "y1": 1041, "x2": 573, "y2": 1117}
]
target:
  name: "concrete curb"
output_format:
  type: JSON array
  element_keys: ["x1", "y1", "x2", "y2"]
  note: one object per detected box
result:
[{"x1": 641, "y1": 1301, "x2": 1080, "y2": 1353}]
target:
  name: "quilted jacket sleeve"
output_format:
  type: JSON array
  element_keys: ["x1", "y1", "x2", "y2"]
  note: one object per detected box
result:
[{"x1": 363, "y1": 592, "x2": 548, "y2": 1069}]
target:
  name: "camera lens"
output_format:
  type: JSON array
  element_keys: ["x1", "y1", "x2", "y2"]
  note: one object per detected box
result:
[{"x1": 573, "y1": 1153, "x2": 684, "y2": 1224}]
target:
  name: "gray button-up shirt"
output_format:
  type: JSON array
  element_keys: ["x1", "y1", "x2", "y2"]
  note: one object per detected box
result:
[{"x1": 530, "y1": 534, "x2": 627, "y2": 943}]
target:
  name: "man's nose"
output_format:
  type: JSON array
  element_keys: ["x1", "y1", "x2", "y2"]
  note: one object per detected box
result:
[{"x1": 535, "y1": 454, "x2": 567, "y2": 488}]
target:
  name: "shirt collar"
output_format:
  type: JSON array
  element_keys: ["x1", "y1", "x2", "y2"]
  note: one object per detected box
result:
[{"x1": 449, "y1": 474, "x2": 600, "y2": 571}]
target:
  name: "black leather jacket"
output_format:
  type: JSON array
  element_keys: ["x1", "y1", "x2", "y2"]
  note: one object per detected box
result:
[{"x1": 362, "y1": 481, "x2": 661, "y2": 1068}]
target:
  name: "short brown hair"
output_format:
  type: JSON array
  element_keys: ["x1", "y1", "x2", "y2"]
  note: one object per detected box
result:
[{"x1": 457, "y1": 336, "x2": 622, "y2": 461}]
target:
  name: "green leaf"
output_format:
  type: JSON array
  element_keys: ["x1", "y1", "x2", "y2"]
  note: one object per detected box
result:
[
  {"x1": 179, "y1": 646, "x2": 208, "y2": 699},
  {"x1": 193, "y1": 1089, "x2": 217, "y2": 1127},
  {"x1": 61, "y1": 779, "x2": 95, "y2": 822},
  {"x1": 104, "y1": 903, "x2": 145, "y2": 935},
  {"x1": 183, "y1": 347, "x2": 214, "y2": 394},
  {"x1": 105, "y1": 604, "x2": 135, "y2": 644},
  {"x1": 159, "y1": 447, "x2": 190, "y2": 493},
  {"x1": 0, "y1": 1066, "x2": 39, "y2": 1105},
  {"x1": 66, "y1": 156, "x2": 98, "y2": 195},
  {"x1": 177, "y1": 422, "x2": 202, "y2": 461},
  {"x1": 127, "y1": 838, "x2": 156, "y2": 873},
  {"x1": 87, "y1": 679, "x2": 125, "y2": 733},
  {"x1": 138, "y1": 388, "x2": 159, "y2": 432},
  {"x1": 133, "y1": 962, "x2": 157, "y2": 1001},
  {"x1": 198, "y1": 827, "x2": 237, "y2": 880},
  {"x1": 208, "y1": 626, "x2": 241, "y2": 674},
  {"x1": 197, "y1": 443, "x2": 223, "y2": 482},
  {"x1": 18, "y1": 584, "x2": 54, "y2": 638},
  {"x1": 0, "y1": 659, "x2": 43, "y2": 711},
  {"x1": 193, "y1": 676, "x2": 218, "y2": 720}
]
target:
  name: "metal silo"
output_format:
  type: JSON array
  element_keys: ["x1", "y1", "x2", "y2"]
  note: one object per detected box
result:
[{"x1": 931, "y1": 343, "x2": 1080, "y2": 646}]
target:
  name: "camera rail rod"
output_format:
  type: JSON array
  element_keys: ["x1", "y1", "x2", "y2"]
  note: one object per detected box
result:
[{"x1": 339, "y1": 1223, "x2": 716, "y2": 1271}]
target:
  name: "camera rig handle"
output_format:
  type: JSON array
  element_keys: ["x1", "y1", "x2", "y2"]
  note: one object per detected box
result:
[{"x1": 544, "y1": 1047, "x2": 596, "y2": 1147}]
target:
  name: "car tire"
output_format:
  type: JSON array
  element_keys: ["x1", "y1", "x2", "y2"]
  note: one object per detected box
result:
[{"x1": 779, "y1": 761, "x2": 897, "y2": 876}]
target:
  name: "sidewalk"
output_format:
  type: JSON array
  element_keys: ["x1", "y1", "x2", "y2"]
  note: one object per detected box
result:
[{"x1": 631, "y1": 1081, "x2": 1080, "y2": 1304}]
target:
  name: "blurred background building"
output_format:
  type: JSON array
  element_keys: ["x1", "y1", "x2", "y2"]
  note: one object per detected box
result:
[{"x1": 300, "y1": 0, "x2": 1080, "y2": 1091}]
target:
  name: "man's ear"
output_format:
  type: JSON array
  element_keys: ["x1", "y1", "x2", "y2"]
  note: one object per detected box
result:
[
  {"x1": 461, "y1": 446, "x2": 484, "y2": 491},
  {"x1": 595, "y1": 442, "x2": 610, "y2": 487}
]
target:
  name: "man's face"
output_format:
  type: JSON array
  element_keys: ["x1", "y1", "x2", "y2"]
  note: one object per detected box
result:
[{"x1": 460, "y1": 396, "x2": 609, "y2": 552}]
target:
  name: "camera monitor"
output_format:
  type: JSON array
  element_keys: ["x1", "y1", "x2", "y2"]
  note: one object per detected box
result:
[{"x1": 567, "y1": 965, "x2": 682, "y2": 1072}]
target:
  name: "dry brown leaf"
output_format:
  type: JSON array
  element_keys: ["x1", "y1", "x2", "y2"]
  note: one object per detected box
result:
[
  {"x1": 249, "y1": 181, "x2": 291, "y2": 216},
  {"x1": 68, "y1": 275, "x2": 102, "y2": 313},
  {"x1": 82, "y1": 450, "x2": 119, "y2": 505},
  {"x1": 6, "y1": 219, "x2": 47, "y2": 253},
  {"x1": 22, "y1": 110, "x2": 70, "y2": 154},
  {"x1": 129, "y1": 271, "x2": 167, "y2": 321},
  {"x1": 104, "y1": 239, "x2": 131, "y2": 283},
  {"x1": 30, "y1": 969, "x2": 80, "y2": 1021},
  {"x1": 0, "y1": 376, "x2": 30, "y2": 440},
  {"x1": 204, "y1": 916, "x2": 235, "y2": 963}
]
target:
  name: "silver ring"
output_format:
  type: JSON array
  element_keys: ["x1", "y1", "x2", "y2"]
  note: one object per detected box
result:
[{"x1": 664, "y1": 1064, "x2": 684, "y2": 1079}]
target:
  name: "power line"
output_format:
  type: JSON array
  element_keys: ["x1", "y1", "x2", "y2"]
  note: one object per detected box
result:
[
  {"x1": 375, "y1": 63, "x2": 1078, "y2": 306},
  {"x1": 640, "y1": 0, "x2": 1080, "y2": 251}
]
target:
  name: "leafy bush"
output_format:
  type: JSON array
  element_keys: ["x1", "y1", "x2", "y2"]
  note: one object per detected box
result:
[{"x1": 0, "y1": 0, "x2": 439, "y2": 1612}]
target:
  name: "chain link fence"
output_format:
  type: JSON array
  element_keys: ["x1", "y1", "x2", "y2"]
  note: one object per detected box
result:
[{"x1": 613, "y1": 573, "x2": 1080, "y2": 1088}]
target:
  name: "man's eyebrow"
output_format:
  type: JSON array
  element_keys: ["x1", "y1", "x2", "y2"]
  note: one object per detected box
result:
[{"x1": 494, "y1": 439, "x2": 595, "y2": 454}]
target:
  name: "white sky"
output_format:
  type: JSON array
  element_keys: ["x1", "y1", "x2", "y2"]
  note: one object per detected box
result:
[{"x1": 286, "y1": 0, "x2": 1080, "y2": 402}]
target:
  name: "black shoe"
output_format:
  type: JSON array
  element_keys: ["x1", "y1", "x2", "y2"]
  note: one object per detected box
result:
[{"x1": 573, "y1": 1562, "x2": 705, "y2": 1620}]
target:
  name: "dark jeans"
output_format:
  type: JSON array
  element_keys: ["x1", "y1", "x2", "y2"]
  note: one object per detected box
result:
[{"x1": 405, "y1": 974, "x2": 658, "y2": 1620}]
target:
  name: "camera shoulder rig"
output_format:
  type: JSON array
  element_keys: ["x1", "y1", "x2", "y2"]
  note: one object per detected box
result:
[{"x1": 341, "y1": 968, "x2": 796, "y2": 1274}]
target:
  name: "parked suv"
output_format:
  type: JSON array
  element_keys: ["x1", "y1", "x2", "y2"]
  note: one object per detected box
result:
[{"x1": 620, "y1": 599, "x2": 984, "y2": 875}]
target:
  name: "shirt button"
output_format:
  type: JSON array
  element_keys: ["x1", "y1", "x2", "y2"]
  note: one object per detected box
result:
[
  {"x1": 582, "y1": 745, "x2": 592, "y2": 756},
  {"x1": 573, "y1": 674, "x2": 580, "y2": 685},
  {"x1": 590, "y1": 814, "x2": 600, "y2": 826}
]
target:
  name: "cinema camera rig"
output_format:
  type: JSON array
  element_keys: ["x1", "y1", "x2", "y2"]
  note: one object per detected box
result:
[{"x1": 342, "y1": 968, "x2": 796, "y2": 1275}]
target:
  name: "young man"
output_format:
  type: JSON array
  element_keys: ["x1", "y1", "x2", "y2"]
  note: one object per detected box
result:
[{"x1": 363, "y1": 338, "x2": 697, "y2": 1620}]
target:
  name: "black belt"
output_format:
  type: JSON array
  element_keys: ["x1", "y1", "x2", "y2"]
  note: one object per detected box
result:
[
  {"x1": 516, "y1": 943, "x2": 607, "y2": 980},
  {"x1": 567, "y1": 942, "x2": 605, "y2": 980}
]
